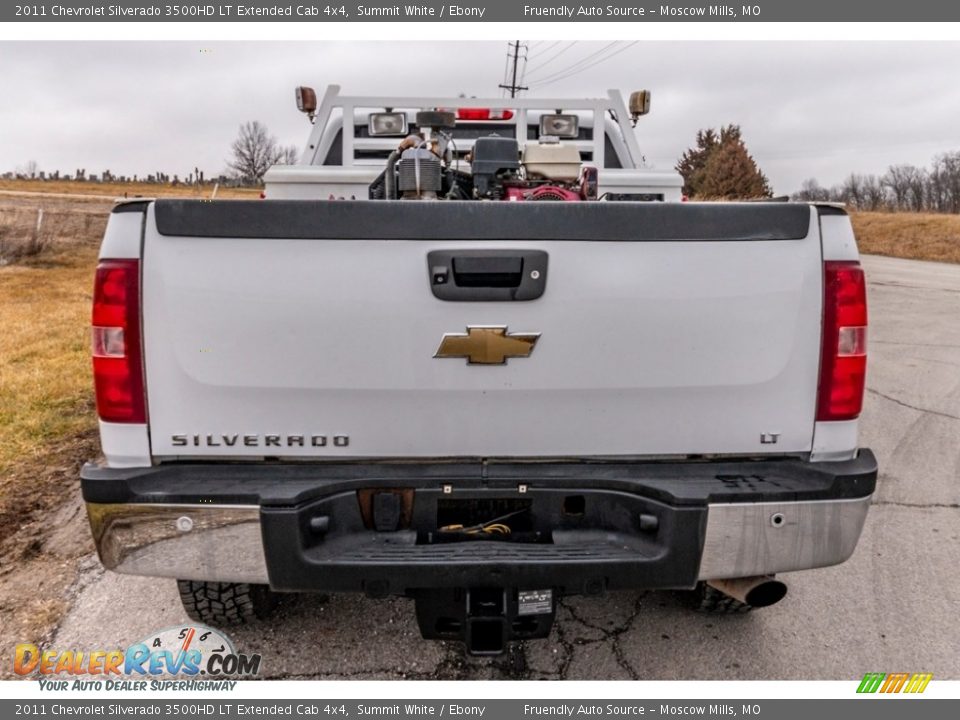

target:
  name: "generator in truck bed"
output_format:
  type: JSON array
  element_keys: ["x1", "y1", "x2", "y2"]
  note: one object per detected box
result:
[{"x1": 81, "y1": 86, "x2": 876, "y2": 655}]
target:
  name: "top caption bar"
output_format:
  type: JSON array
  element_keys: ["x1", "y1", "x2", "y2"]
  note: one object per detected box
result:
[{"x1": 6, "y1": 1, "x2": 960, "y2": 23}]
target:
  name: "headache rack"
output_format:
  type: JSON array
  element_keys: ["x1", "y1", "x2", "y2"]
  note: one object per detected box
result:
[{"x1": 298, "y1": 84, "x2": 646, "y2": 170}]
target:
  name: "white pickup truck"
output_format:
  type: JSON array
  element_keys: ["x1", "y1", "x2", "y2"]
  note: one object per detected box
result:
[{"x1": 82, "y1": 87, "x2": 876, "y2": 656}]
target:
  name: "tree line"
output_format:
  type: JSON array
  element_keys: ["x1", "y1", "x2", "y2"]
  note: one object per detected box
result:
[
  {"x1": 7, "y1": 120, "x2": 298, "y2": 187},
  {"x1": 792, "y1": 152, "x2": 960, "y2": 213},
  {"x1": 676, "y1": 124, "x2": 960, "y2": 215},
  {"x1": 14, "y1": 116, "x2": 959, "y2": 208}
]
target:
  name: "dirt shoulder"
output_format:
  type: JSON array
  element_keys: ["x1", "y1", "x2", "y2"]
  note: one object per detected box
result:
[{"x1": 0, "y1": 433, "x2": 99, "y2": 667}]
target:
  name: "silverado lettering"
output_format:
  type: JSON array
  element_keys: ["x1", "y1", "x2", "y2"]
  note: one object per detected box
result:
[{"x1": 170, "y1": 434, "x2": 349, "y2": 448}]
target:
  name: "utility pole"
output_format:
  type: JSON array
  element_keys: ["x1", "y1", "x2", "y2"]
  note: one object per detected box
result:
[{"x1": 498, "y1": 40, "x2": 528, "y2": 98}]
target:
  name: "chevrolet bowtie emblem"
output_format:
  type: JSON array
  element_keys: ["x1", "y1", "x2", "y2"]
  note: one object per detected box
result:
[{"x1": 434, "y1": 326, "x2": 541, "y2": 365}]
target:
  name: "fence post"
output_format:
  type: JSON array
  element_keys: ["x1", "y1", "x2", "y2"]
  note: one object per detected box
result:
[{"x1": 32, "y1": 207, "x2": 45, "y2": 252}]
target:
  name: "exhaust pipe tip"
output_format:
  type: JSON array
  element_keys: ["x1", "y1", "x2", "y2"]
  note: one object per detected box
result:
[
  {"x1": 743, "y1": 578, "x2": 787, "y2": 608},
  {"x1": 707, "y1": 575, "x2": 788, "y2": 608}
]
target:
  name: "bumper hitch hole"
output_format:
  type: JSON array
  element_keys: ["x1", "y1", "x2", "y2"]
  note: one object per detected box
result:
[
  {"x1": 469, "y1": 587, "x2": 505, "y2": 617},
  {"x1": 562, "y1": 495, "x2": 586, "y2": 516},
  {"x1": 468, "y1": 618, "x2": 507, "y2": 655}
]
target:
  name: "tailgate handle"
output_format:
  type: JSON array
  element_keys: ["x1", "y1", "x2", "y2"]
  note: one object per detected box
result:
[
  {"x1": 428, "y1": 250, "x2": 548, "y2": 302},
  {"x1": 453, "y1": 256, "x2": 523, "y2": 287}
]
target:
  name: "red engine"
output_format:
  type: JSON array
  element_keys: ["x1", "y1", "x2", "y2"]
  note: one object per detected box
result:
[
  {"x1": 503, "y1": 184, "x2": 582, "y2": 202},
  {"x1": 501, "y1": 166, "x2": 598, "y2": 202}
]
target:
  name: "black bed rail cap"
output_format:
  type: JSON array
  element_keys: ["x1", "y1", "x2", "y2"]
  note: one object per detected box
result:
[{"x1": 153, "y1": 199, "x2": 812, "y2": 242}]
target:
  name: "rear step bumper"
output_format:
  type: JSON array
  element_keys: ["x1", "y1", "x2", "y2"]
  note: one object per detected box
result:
[{"x1": 81, "y1": 451, "x2": 876, "y2": 594}]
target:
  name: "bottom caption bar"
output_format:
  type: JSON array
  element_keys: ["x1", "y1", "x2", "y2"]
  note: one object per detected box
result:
[{"x1": 4, "y1": 700, "x2": 958, "y2": 720}]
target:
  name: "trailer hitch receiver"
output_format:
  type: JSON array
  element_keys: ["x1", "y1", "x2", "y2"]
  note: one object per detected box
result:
[{"x1": 414, "y1": 587, "x2": 556, "y2": 656}]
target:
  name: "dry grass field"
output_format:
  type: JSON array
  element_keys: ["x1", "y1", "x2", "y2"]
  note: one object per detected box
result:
[
  {"x1": 0, "y1": 179, "x2": 257, "y2": 265},
  {"x1": 851, "y1": 211, "x2": 960, "y2": 265},
  {"x1": 0, "y1": 244, "x2": 99, "y2": 475},
  {"x1": 0, "y1": 198, "x2": 109, "y2": 265},
  {"x1": 0, "y1": 178, "x2": 260, "y2": 200}
]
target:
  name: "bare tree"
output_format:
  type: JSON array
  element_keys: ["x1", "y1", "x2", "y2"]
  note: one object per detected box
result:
[
  {"x1": 228, "y1": 121, "x2": 282, "y2": 184},
  {"x1": 279, "y1": 144, "x2": 300, "y2": 165},
  {"x1": 906, "y1": 167, "x2": 927, "y2": 211},
  {"x1": 882, "y1": 165, "x2": 916, "y2": 211},
  {"x1": 840, "y1": 173, "x2": 865, "y2": 209},
  {"x1": 926, "y1": 160, "x2": 949, "y2": 213},
  {"x1": 861, "y1": 175, "x2": 887, "y2": 211},
  {"x1": 15, "y1": 160, "x2": 40, "y2": 179},
  {"x1": 792, "y1": 178, "x2": 831, "y2": 202},
  {"x1": 935, "y1": 151, "x2": 960, "y2": 214}
]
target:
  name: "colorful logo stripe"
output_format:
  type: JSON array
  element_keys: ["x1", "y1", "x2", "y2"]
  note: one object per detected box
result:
[
  {"x1": 857, "y1": 673, "x2": 932, "y2": 694},
  {"x1": 904, "y1": 673, "x2": 934, "y2": 693}
]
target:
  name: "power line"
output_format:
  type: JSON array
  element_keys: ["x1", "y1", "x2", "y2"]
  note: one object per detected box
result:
[
  {"x1": 530, "y1": 44, "x2": 636, "y2": 89},
  {"x1": 518, "y1": 42, "x2": 530, "y2": 89},
  {"x1": 527, "y1": 42, "x2": 620, "y2": 85},
  {"x1": 529, "y1": 42, "x2": 640, "y2": 89},
  {"x1": 500, "y1": 41, "x2": 511, "y2": 97},
  {"x1": 498, "y1": 40, "x2": 528, "y2": 98},
  {"x1": 526, "y1": 40, "x2": 560, "y2": 59},
  {"x1": 523, "y1": 41, "x2": 578, "y2": 78}
]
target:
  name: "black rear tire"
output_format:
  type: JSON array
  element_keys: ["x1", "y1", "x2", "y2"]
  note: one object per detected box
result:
[
  {"x1": 693, "y1": 582, "x2": 753, "y2": 614},
  {"x1": 177, "y1": 580, "x2": 277, "y2": 626}
]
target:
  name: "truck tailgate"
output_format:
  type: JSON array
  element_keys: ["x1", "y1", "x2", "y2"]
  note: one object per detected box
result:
[{"x1": 141, "y1": 200, "x2": 822, "y2": 460}]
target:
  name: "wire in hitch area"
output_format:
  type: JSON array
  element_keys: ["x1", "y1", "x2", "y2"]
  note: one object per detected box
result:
[
  {"x1": 427, "y1": 500, "x2": 545, "y2": 544},
  {"x1": 437, "y1": 508, "x2": 529, "y2": 538}
]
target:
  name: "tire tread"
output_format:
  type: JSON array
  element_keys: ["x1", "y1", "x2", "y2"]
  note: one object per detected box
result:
[
  {"x1": 177, "y1": 580, "x2": 276, "y2": 626},
  {"x1": 694, "y1": 582, "x2": 753, "y2": 614}
]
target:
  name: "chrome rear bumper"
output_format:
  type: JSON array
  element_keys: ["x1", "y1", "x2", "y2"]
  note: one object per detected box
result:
[
  {"x1": 697, "y1": 496, "x2": 872, "y2": 580},
  {"x1": 87, "y1": 502, "x2": 267, "y2": 584},
  {"x1": 86, "y1": 494, "x2": 873, "y2": 587}
]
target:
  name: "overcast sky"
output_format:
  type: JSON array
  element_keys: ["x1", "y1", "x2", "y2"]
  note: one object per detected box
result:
[{"x1": 1, "y1": 41, "x2": 959, "y2": 194}]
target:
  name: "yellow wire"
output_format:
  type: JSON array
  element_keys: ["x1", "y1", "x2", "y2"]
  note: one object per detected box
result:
[
  {"x1": 438, "y1": 522, "x2": 513, "y2": 535},
  {"x1": 483, "y1": 524, "x2": 511, "y2": 535}
]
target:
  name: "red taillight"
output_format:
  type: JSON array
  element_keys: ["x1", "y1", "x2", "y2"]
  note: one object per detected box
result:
[
  {"x1": 456, "y1": 108, "x2": 514, "y2": 121},
  {"x1": 817, "y1": 261, "x2": 867, "y2": 421},
  {"x1": 92, "y1": 259, "x2": 146, "y2": 423}
]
